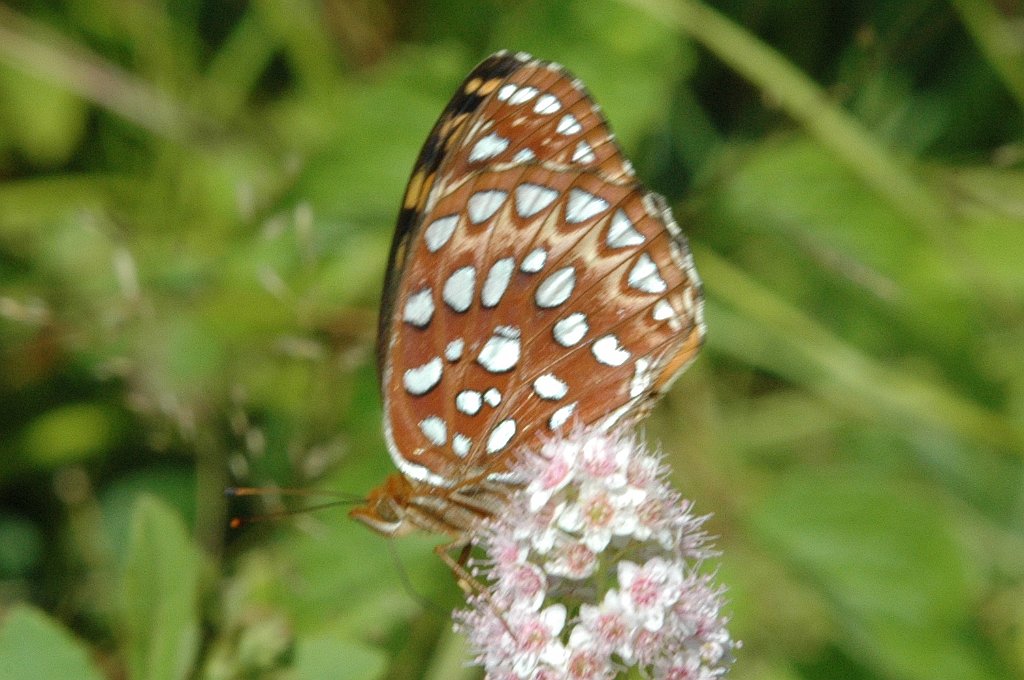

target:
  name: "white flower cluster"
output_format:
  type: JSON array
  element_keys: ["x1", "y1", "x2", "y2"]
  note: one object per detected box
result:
[{"x1": 453, "y1": 428, "x2": 736, "y2": 679}]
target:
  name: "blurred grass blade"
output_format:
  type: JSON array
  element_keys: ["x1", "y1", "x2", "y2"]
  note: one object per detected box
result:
[
  {"x1": 700, "y1": 247, "x2": 1023, "y2": 453},
  {"x1": 0, "y1": 4, "x2": 192, "y2": 139},
  {"x1": 0, "y1": 175, "x2": 130, "y2": 234},
  {"x1": 950, "y1": 0, "x2": 1024, "y2": 111},
  {"x1": 619, "y1": 0, "x2": 951, "y2": 236},
  {"x1": 121, "y1": 496, "x2": 202, "y2": 680}
]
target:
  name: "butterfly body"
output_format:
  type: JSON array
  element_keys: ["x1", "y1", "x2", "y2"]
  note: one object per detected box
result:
[{"x1": 350, "y1": 51, "x2": 705, "y2": 538}]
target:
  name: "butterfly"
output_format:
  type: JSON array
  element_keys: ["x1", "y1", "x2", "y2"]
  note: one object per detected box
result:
[{"x1": 350, "y1": 51, "x2": 705, "y2": 542}]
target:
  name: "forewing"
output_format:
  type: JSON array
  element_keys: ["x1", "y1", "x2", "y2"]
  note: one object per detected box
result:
[{"x1": 378, "y1": 51, "x2": 632, "y2": 374}]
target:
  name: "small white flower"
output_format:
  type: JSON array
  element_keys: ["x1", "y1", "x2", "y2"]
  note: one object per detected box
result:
[
  {"x1": 487, "y1": 533, "x2": 529, "y2": 572},
  {"x1": 557, "y1": 484, "x2": 639, "y2": 552},
  {"x1": 557, "y1": 487, "x2": 615, "y2": 551},
  {"x1": 618, "y1": 557, "x2": 685, "y2": 631},
  {"x1": 453, "y1": 427, "x2": 736, "y2": 678},
  {"x1": 655, "y1": 652, "x2": 706, "y2": 680},
  {"x1": 508, "y1": 604, "x2": 568, "y2": 677},
  {"x1": 493, "y1": 562, "x2": 547, "y2": 612},
  {"x1": 525, "y1": 440, "x2": 578, "y2": 511},
  {"x1": 564, "y1": 625, "x2": 615, "y2": 679},
  {"x1": 544, "y1": 539, "x2": 598, "y2": 580},
  {"x1": 578, "y1": 589, "x2": 634, "y2": 661},
  {"x1": 631, "y1": 625, "x2": 666, "y2": 667},
  {"x1": 578, "y1": 433, "x2": 631, "y2": 488},
  {"x1": 511, "y1": 497, "x2": 564, "y2": 554},
  {"x1": 627, "y1": 450, "x2": 662, "y2": 490}
]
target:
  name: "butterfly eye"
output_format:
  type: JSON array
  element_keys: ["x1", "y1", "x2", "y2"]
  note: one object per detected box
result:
[
  {"x1": 374, "y1": 497, "x2": 401, "y2": 523},
  {"x1": 352, "y1": 50, "x2": 705, "y2": 540}
]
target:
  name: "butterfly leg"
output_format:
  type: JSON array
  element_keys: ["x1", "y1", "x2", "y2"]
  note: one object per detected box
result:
[
  {"x1": 433, "y1": 539, "x2": 482, "y2": 595},
  {"x1": 434, "y1": 540, "x2": 517, "y2": 639}
]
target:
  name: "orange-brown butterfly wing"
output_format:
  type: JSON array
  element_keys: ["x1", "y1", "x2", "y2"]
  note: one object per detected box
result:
[{"x1": 378, "y1": 52, "x2": 704, "y2": 491}]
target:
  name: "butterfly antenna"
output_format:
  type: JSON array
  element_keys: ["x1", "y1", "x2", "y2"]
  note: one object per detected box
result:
[
  {"x1": 226, "y1": 487, "x2": 368, "y2": 529},
  {"x1": 229, "y1": 499, "x2": 369, "y2": 529},
  {"x1": 225, "y1": 486, "x2": 365, "y2": 503}
]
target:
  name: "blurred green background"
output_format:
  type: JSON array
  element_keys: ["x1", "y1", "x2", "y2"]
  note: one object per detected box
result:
[{"x1": 1, "y1": 0, "x2": 1022, "y2": 679}]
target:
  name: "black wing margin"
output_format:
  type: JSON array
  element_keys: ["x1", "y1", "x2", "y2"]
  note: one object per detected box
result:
[{"x1": 375, "y1": 51, "x2": 530, "y2": 382}]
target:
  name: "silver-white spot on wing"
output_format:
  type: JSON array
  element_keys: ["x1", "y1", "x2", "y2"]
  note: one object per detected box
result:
[
  {"x1": 557, "y1": 114, "x2": 582, "y2": 135},
  {"x1": 565, "y1": 189, "x2": 609, "y2": 223},
  {"x1": 403, "y1": 357, "x2": 443, "y2": 395},
  {"x1": 549, "y1": 402, "x2": 577, "y2": 430},
  {"x1": 477, "y1": 326, "x2": 521, "y2": 373},
  {"x1": 630, "y1": 358, "x2": 653, "y2": 398},
  {"x1": 533, "y1": 93, "x2": 562, "y2": 114},
  {"x1": 486, "y1": 418, "x2": 517, "y2": 453},
  {"x1": 592, "y1": 334, "x2": 630, "y2": 367},
  {"x1": 445, "y1": 338, "x2": 465, "y2": 362},
  {"x1": 455, "y1": 390, "x2": 483, "y2": 416},
  {"x1": 403, "y1": 288, "x2": 434, "y2": 328},
  {"x1": 469, "y1": 132, "x2": 510, "y2": 163},
  {"x1": 508, "y1": 86, "x2": 538, "y2": 105},
  {"x1": 418, "y1": 416, "x2": 447, "y2": 446},
  {"x1": 654, "y1": 299, "x2": 683, "y2": 331},
  {"x1": 453, "y1": 433, "x2": 471, "y2": 457},
  {"x1": 443, "y1": 265, "x2": 476, "y2": 313},
  {"x1": 553, "y1": 312, "x2": 588, "y2": 347},
  {"x1": 572, "y1": 140, "x2": 596, "y2": 163},
  {"x1": 533, "y1": 373, "x2": 569, "y2": 400},
  {"x1": 535, "y1": 266, "x2": 576, "y2": 308},
  {"x1": 467, "y1": 190, "x2": 508, "y2": 224},
  {"x1": 653, "y1": 299, "x2": 675, "y2": 320},
  {"x1": 607, "y1": 210, "x2": 645, "y2": 248},
  {"x1": 481, "y1": 257, "x2": 516, "y2": 308},
  {"x1": 424, "y1": 215, "x2": 459, "y2": 253},
  {"x1": 628, "y1": 253, "x2": 668, "y2": 294},
  {"x1": 515, "y1": 183, "x2": 559, "y2": 219},
  {"x1": 520, "y1": 247, "x2": 548, "y2": 273},
  {"x1": 512, "y1": 148, "x2": 536, "y2": 163}
]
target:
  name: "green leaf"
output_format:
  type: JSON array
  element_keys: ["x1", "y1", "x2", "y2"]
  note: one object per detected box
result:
[
  {"x1": 750, "y1": 468, "x2": 998, "y2": 680},
  {"x1": 18, "y1": 402, "x2": 123, "y2": 467},
  {"x1": 0, "y1": 604, "x2": 105, "y2": 680},
  {"x1": 0, "y1": 514, "x2": 43, "y2": 577},
  {"x1": 293, "y1": 634, "x2": 386, "y2": 680},
  {"x1": 120, "y1": 495, "x2": 202, "y2": 680},
  {"x1": 0, "y1": 64, "x2": 87, "y2": 167}
]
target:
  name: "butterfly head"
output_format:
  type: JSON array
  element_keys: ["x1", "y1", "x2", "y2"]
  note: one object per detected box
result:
[{"x1": 349, "y1": 473, "x2": 419, "y2": 537}]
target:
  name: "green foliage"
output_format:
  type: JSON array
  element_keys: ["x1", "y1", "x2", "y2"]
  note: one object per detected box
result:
[
  {"x1": 1, "y1": 1, "x2": 1022, "y2": 679},
  {"x1": 0, "y1": 604, "x2": 105, "y2": 680}
]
